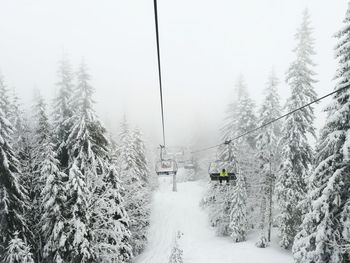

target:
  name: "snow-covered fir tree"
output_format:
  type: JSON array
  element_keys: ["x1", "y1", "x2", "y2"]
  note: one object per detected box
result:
[
  {"x1": 40, "y1": 141, "x2": 67, "y2": 263},
  {"x1": 215, "y1": 184, "x2": 236, "y2": 236},
  {"x1": 92, "y1": 162, "x2": 132, "y2": 262},
  {"x1": 208, "y1": 142, "x2": 237, "y2": 236},
  {"x1": 9, "y1": 93, "x2": 33, "y2": 209},
  {"x1": 132, "y1": 128, "x2": 150, "y2": 187},
  {"x1": 9, "y1": 91, "x2": 32, "y2": 167},
  {"x1": 0, "y1": 73, "x2": 30, "y2": 260},
  {"x1": 117, "y1": 118, "x2": 151, "y2": 256},
  {"x1": 9, "y1": 91, "x2": 39, "y2": 258},
  {"x1": 201, "y1": 140, "x2": 236, "y2": 236},
  {"x1": 169, "y1": 232, "x2": 184, "y2": 263},
  {"x1": 52, "y1": 54, "x2": 75, "y2": 170},
  {"x1": 64, "y1": 61, "x2": 110, "y2": 262},
  {"x1": 255, "y1": 71, "x2": 282, "y2": 245},
  {"x1": 276, "y1": 9, "x2": 317, "y2": 249},
  {"x1": 9, "y1": 91, "x2": 33, "y2": 192},
  {"x1": 293, "y1": 4, "x2": 350, "y2": 262},
  {"x1": 221, "y1": 76, "x2": 257, "y2": 147},
  {"x1": 33, "y1": 95, "x2": 67, "y2": 263},
  {"x1": 4, "y1": 231, "x2": 34, "y2": 263},
  {"x1": 225, "y1": 77, "x2": 258, "y2": 226},
  {"x1": 204, "y1": 76, "x2": 257, "y2": 235},
  {"x1": 229, "y1": 170, "x2": 248, "y2": 242}
]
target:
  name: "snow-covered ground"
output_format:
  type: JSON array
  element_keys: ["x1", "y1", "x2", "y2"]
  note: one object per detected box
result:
[{"x1": 136, "y1": 169, "x2": 293, "y2": 263}]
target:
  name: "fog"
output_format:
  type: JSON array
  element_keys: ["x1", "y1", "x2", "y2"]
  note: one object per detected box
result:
[{"x1": 0, "y1": 0, "x2": 347, "y2": 150}]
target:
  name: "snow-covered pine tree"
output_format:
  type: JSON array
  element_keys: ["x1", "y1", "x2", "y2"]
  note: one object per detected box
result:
[
  {"x1": 130, "y1": 128, "x2": 151, "y2": 255},
  {"x1": 255, "y1": 71, "x2": 282, "y2": 245},
  {"x1": 52, "y1": 54, "x2": 75, "y2": 170},
  {"x1": 40, "y1": 141, "x2": 67, "y2": 263},
  {"x1": 0, "y1": 73, "x2": 30, "y2": 259},
  {"x1": 276, "y1": 9, "x2": 317, "y2": 249},
  {"x1": 231, "y1": 77, "x2": 258, "y2": 229},
  {"x1": 117, "y1": 119, "x2": 151, "y2": 256},
  {"x1": 229, "y1": 169, "x2": 248, "y2": 242},
  {"x1": 64, "y1": 61, "x2": 109, "y2": 262},
  {"x1": 32, "y1": 94, "x2": 68, "y2": 263},
  {"x1": 132, "y1": 128, "x2": 150, "y2": 187},
  {"x1": 215, "y1": 184, "x2": 235, "y2": 236},
  {"x1": 10, "y1": 91, "x2": 33, "y2": 170},
  {"x1": 293, "y1": 4, "x2": 350, "y2": 262},
  {"x1": 169, "y1": 232, "x2": 184, "y2": 263},
  {"x1": 4, "y1": 231, "x2": 34, "y2": 263},
  {"x1": 206, "y1": 75, "x2": 257, "y2": 235},
  {"x1": 9, "y1": 91, "x2": 39, "y2": 258},
  {"x1": 209, "y1": 142, "x2": 237, "y2": 236},
  {"x1": 0, "y1": 72, "x2": 11, "y2": 116},
  {"x1": 92, "y1": 162, "x2": 132, "y2": 262},
  {"x1": 221, "y1": 75, "x2": 257, "y2": 146},
  {"x1": 9, "y1": 92, "x2": 33, "y2": 204}
]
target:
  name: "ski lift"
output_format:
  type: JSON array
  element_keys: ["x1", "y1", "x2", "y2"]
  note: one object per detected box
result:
[
  {"x1": 208, "y1": 160, "x2": 236, "y2": 181},
  {"x1": 155, "y1": 146, "x2": 178, "y2": 176},
  {"x1": 208, "y1": 140, "x2": 237, "y2": 181},
  {"x1": 184, "y1": 159, "x2": 195, "y2": 169}
]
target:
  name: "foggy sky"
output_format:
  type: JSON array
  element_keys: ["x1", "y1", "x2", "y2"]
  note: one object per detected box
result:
[{"x1": 0, "y1": 0, "x2": 348, "y2": 151}]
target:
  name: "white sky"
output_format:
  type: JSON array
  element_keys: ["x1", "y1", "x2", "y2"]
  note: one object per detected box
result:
[{"x1": 0, "y1": 0, "x2": 348, "y2": 149}]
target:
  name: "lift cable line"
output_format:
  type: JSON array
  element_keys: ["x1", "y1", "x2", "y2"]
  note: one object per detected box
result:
[
  {"x1": 153, "y1": 0, "x2": 178, "y2": 191},
  {"x1": 191, "y1": 85, "x2": 350, "y2": 154},
  {"x1": 153, "y1": 0, "x2": 166, "y2": 147}
]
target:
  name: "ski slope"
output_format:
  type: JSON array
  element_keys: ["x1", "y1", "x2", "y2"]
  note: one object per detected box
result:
[{"x1": 136, "y1": 170, "x2": 293, "y2": 263}]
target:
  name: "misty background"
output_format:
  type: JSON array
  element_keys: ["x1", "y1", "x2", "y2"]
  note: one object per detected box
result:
[{"x1": 0, "y1": 0, "x2": 347, "y2": 151}]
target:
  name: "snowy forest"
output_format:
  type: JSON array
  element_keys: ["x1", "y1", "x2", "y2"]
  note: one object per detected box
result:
[{"x1": 0, "y1": 1, "x2": 350, "y2": 263}]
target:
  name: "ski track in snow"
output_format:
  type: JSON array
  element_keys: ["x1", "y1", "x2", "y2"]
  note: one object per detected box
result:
[{"x1": 136, "y1": 169, "x2": 293, "y2": 263}]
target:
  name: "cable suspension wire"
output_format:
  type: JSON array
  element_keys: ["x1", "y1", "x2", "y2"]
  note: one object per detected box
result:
[
  {"x1": 153, "y1": 0, "x2": 166, "y2": 147},
  {"x1": 191, "y1": 85, "x2": 350, "y2": 154}
]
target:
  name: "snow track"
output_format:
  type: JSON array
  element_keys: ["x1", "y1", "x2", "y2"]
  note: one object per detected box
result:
[{"x1": 136, "y1": 170, "x2": 293, "y2": 263}]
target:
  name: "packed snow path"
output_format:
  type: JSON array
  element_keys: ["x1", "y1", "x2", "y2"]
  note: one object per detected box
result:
[{"x1": 136, "y1": 172, "x2": 293, "y2": 263}]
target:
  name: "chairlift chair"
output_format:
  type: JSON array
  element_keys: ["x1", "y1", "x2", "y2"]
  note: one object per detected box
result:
[
  {"x1": 208, "y1": 160, "x2": 237, "y2": 181},
  {"x1": 184, "y1": 160, "x2": 195, "y2": 169},
  {"x1": 156, "y1": 159, "x2": 178, "y2": 176}
]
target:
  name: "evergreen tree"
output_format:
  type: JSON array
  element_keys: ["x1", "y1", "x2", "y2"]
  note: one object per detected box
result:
[
  {"x1": 40, "y1": 141, "x2": 67, "y2": 263},
  {"x1": 92, "y1": 163, "x2": 132, "y2": 262},
  {"x1": 10, "y1": 92, "x2": 39, "y2": 259},
  {"x1": 0, "y1": 72, "x2": 11, "y2": 116},
  {"x1": 132, "y1": 128, "x2": 150, "y2": 186},
  {"x1": 207, "y1": 143, "x2": 237, "y2": 236},
  {"x1": 0, "y1": 73, "x2": 29, "y2": 258},
  {"x1": 221, "y1": 76, "x2": 257, "y2": 146},
  {"x1": 276, "y1": 9, "x2": 317, "y2": 249},
  {"x1": 4, "y1": 231, "x2": 34, "y2": 263},
  {"x1": 169, "y1": 232, "x2": 184, "y2": 263},
  {"x1": 64, "y1": 61, "x2": 109, "y2": 262},
  {"x1": 229, "y1": 170, "x2": 248, "y2": 242},
  {"x1": 215, "y1": 184, "x2": 235, "y2": 236},
  {"x1": 34, "y1": 95, "x2": 67, "y2": 263},
  {"x1": 9, "y1": 91, "x2": 33, "y2": 194},
  {"x1": 293, "y1": 4, "x2": 350, "y2": 262},
  {"x1": 10, "y1": 91, "x2": 32, "y2": 164},
  {"x1": 130, "y1": 128, "x2": 151, "y2": 255},
  {"x1": 52, "y1": 55, "x2": 75, "y2": 169},
  {"x1": 117, "y1": 119, "x2": 151, "y2": 256},
  {"x1": 255, "y1": 71, "x2": 281, "y2": 244},
  {"x1": 218, "y1": 75, "x2": 257, "y2": 230}
]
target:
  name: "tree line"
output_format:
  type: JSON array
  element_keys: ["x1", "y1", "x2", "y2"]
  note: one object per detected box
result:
[
  {"x1": 202, "y1": 6, "x2": 350, "y2": 262},
  {"x1": 0, "y1": 57, "x2": 152, "y2": 262}
]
